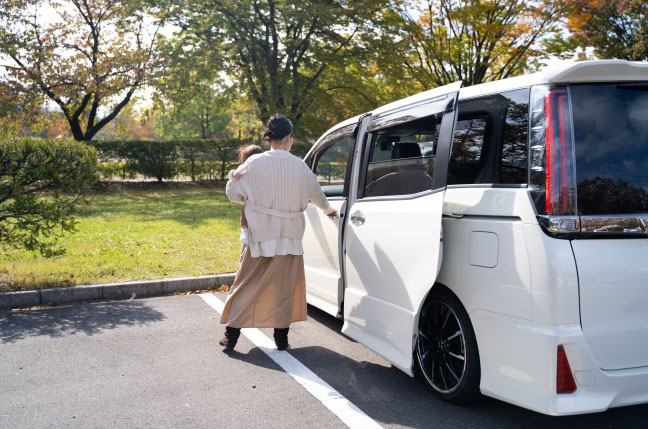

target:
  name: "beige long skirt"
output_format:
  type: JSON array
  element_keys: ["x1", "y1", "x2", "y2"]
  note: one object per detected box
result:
[{"x1": 220, "y1": 244, "x2": 307, "y2": 328}]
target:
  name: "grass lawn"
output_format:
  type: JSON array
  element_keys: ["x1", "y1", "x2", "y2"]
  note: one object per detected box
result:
[{"x1": 0, "y1": 183, "x2": 241, "y2": 292}]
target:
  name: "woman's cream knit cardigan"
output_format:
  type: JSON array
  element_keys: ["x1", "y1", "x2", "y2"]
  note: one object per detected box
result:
[{"x1": 226, "y1": 149, "x2": 334, "y2": 257}]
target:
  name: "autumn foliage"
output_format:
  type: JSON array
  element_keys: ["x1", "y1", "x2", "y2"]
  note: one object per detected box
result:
[
  {"x1": 373, "y1": 0, "x2": 571, "y2": 88},
  {"x1": 1, "y1": 0, "x2": 646, "y2": 142},
  {"x1": 567, "y1": 0, "x2": 648, "y2": 61},
  {"x1": 0, "y1": 0, "x2": 162, "y2": 141}
]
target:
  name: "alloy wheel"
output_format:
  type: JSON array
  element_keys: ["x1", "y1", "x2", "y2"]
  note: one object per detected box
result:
[{"x1": 416, "y1": 300, "x2": 467, "y2": 394}]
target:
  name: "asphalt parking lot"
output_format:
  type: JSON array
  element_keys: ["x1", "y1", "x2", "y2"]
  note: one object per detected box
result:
[{"x1": 2, "y1": 293, "x2": 648, "y2": 428}]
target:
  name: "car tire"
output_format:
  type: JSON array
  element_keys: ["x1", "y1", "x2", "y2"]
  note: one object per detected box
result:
[{"x1": 415, "y1": 286, "x2": 481, "y2": 403}]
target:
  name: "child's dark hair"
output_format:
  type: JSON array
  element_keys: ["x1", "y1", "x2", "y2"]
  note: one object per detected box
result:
[
  {"x1": 237, "y1": 144, "x2": 264, "y2": 163},
  {"x1": 262, "y1": 113, "x2": 293, "y2": 141}
]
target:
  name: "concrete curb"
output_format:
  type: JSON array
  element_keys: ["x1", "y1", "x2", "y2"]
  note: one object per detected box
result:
[{"x1": 0, "y1": 274, "x2": 236, "y2": 310}]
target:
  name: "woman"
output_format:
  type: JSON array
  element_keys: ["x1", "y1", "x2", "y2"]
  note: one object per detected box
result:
[{"x1": 220, "y1": 114, "x2": 337, "y2": 351}]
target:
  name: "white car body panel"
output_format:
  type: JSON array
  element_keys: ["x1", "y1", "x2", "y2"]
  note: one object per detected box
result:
[
  {"x1": 303, "y1": 199, "x2": 346, "y2": 317},
  {"x1": 572, "y1": 239, "x2": 648, "y2": 370},
  {"x1": 522, "y1": 224, "x2": 581, "y2": 326},
  {"x1": 472, "y1": 310, "x2": 648, "y2": 415},
  {"x1": 457, "y1": 60, "x2": 648, "y2": 101},
  {"x1": 439, "y1": 187, "x2": 581, "y2": 323},
  {"x1": 436, "y1": 187, "x2": 648, "y2": 414},
  {"x1": 342, "y1": 190, "x2": 445, "y2": 374},
  {"x1": 437, "y1": 221, "x2": 533, "y2": 320}
]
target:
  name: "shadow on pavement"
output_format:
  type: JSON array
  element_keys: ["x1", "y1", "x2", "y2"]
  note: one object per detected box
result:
[
  {"x1": 307, "y1": 304, "x2": 344, "y2": 332},
  {"x1": 297, "y1": 306, "x2": 648, "y2": 428},
  {"x1": 221, "y1": 346, "x2": 287, "y2": 372},
  {"x1": 0, "y1": 301, "x2": 166, "y2": 343}
]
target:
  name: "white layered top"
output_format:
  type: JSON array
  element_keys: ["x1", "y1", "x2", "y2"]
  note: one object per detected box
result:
[{"x1": 225, "y1": 149, "x2": 334, "y2": 258}]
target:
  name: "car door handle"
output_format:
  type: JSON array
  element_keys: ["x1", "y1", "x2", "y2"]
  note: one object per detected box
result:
[{"x1": 350, "y1": 211, "x2": 365, "y2": 226}]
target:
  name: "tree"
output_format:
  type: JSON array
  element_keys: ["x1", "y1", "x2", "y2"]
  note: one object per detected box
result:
[
  {"x1": 297, "y1": 49, "x2": 414, "y2": 138},
  {"x1": 0, "y1": 79, "x2": 39, "y2": 138},
  {"x1": 211, "y1": 138, "x2": 243, "y2": 180},
  {"x1": 578, "y1": 177, "x2": 648, "y2": 214},
  {"x1": 371, "y1": 0, "x2": 569, "y2": 89},
  {"x1": 0, "y1": 0, "x2": 162, "y2": 141},
  {"x1": 159, "y1": 0, "x2": 387, "y2": 131},
  {"x1": 567, "y1": 0, "x2": 647, "y2": 61},
  {"x1": 227, "y1": 101, "x2": 264, "y2": 142},
  {"x1": 155, "y1": 96, "x2": 232, "y2": 141},
  {"x1": 92, "y1": 104, "x2": 158, "y2": 141},
  {"x1": 0, "y1": 138, "x2": 97, "y2": 256},
  {"x1": 1, "y1": 75, "x2": 79, "y2": 140},
  {"x1": 176, "y1": 140, "x2": 207, "y2": 181},
  {"x1": 152, "y1": 35, "x2": 233, "y2": 140}
]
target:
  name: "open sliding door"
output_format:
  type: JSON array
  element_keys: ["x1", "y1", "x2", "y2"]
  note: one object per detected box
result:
[{"x1": 342, "y1": 82, "x2": 461, "y2": 374}]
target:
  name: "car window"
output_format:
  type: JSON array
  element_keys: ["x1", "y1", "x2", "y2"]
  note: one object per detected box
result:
[
  {"x1": 501, "y1": 89, "x2": 530, "y2": 184},
  {"x1": 363, "y1": 114, "x2": 440, "y2": 198},
  {"x1": 448, "y1": 115, "x2": 488, "y2": 184},
  {"x1": 313, "y1": 137, "x2": 354, "y2": 197},
  {"x1": 448, "y1": 89, "x2": 529, "y2": 185},
  {"x1": 571, "y1": 83, "x2": 648, "y2": 215}
]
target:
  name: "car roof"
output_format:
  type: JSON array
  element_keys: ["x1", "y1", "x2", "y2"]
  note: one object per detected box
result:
[
  {"x1": 460, "y1": 60, "x2": 648, "y2": 99},
  {"x1": 314, "y1": 60, "x2": 648, "y2": 144}
]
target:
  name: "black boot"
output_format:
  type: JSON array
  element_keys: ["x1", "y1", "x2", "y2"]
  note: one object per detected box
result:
[
  {"x1": 273, "y1": 327, "x2": 289, "y2": 351},
  {"x1": 219, "y1": 326, "x2": 241, "y2": 351}
]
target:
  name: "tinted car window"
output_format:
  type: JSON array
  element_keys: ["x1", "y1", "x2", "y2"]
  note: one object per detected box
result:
[
  {"x1": 449, "y1": 89, "x2": 529, "y2": 185},
  {"x1": 571, "y1": 84, "x2": 648, "y2": 215},
  {"x1": 364, "y1": 115, "x2": 439, "y2": 197},
  {"x1": 449, "y1": 116, "x2": 488, "y2": 184},
  {"x1": 314, "y1": 137, "x2": 353, "y2": 197},
  {"x1": 501, "y1": 89, "x2": 529, "y2": 184}
]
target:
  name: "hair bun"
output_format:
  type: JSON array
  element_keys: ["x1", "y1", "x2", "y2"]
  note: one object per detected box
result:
[{"x1": 262, "y1": 114, "x2": 293, "y2": 141}]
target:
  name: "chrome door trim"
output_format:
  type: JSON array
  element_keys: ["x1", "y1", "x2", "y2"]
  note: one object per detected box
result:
[
  {"x1": 537, "y1": 214, "x2": 648, "y2": 238},
  {"x1": 580, "y1": 215, "x2": 648, "y2": 237}
]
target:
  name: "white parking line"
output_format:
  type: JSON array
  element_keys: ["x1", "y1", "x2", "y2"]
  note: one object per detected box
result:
[{"x1": 200, "y1": 293, "x2": 383, "y2": 429}]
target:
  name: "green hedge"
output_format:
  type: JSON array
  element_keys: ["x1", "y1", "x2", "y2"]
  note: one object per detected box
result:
[
  {"x1": 93, "y1": 139, "x2": 247, "y2": 181},
  {"x1": 174, "y1": 160, "x2": 239, "y2": 180},
  {"x1": 96, "y1": 160, "x2": 240, "y2": 181},
  {"x1": 96, "y1": 161, "x2": 138, "y2": 180},
  {"x1": 92, "y1": 139, "x2": 314, "y2": 181}
]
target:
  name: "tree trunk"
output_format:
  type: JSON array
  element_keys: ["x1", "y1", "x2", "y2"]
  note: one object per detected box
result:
[
  {"x1": 190, "y1": 152, "x2": 196, "y2": 182},
  {"x1": 68, "y1": 117, "x2": 85, "y2": 141}
]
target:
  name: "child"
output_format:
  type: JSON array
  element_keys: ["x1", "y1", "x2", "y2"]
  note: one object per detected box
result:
[{"x1": 234, "y1": 144, "x2": 264, "y2": 244}]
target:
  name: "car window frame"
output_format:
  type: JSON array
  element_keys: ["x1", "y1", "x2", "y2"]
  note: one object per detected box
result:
[
  {"x1": 447, "y1": 87, "x2": 531, "y2": 189},
  {"x1": 357, "y1": 101, "x2": 456, "y2": 201},
  {"x1": 311, "y1": 124, "x2": 356, "y2": 199}
]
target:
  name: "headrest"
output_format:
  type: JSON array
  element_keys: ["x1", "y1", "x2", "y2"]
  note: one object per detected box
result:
[{"x1": 391, "y1": 143, "x2": 421, "y2": 160}]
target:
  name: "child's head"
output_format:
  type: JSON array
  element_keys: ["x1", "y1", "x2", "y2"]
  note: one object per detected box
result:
[{"x1": 237, "y1": 144, "x2": 264, "y2": 163}]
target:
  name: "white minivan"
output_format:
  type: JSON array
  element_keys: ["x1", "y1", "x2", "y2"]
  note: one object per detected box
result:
[{"x1": 301, "y1": 60, "x2": 648, "y2": 416}]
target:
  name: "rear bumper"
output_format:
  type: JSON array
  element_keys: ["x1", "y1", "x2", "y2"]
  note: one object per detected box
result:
[{"x1": 471, "y1": 309, "x2": 648, "y2": 415}]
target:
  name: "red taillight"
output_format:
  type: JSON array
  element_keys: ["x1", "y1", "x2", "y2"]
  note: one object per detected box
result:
[
  {"x1": 531, "y1": 86, "x2": 579, "y2": 236},
  {"x1": 557, "y1": 345, "x2": 577, "y2": 394},
  {"x1": 544, "y1": 89, "x2": 572, "y2": 215}
]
